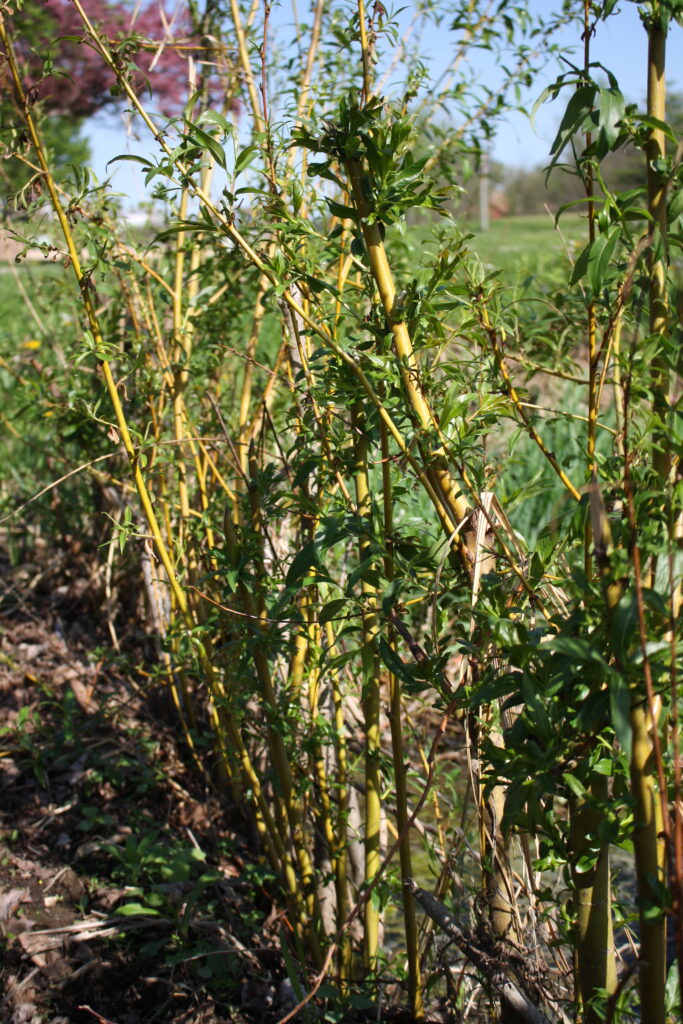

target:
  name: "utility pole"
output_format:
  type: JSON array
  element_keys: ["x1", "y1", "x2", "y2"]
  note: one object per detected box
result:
[{"x1": 479, "y1": 149, "x2": 490, "y2": 232}]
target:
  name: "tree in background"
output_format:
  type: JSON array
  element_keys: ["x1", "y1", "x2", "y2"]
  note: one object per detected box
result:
[
  {"x1": 0, "y1": 0, "x2": 203, "y2": 206},
  {"x1": 503, "y1": 91, "x2": 683, "y2": 216}
]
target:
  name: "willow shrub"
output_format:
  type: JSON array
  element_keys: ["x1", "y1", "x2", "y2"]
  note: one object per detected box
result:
[{"x1": 2, "y1": 0, "x2": 683, "y2": 1021}]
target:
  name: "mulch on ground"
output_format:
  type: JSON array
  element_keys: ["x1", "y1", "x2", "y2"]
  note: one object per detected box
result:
[
  {"x1": 0, "y1": 539, "x2": 455, "y2": 1024},
  {"x1": 0, "y1": 544, "x2": 291, "y2": 1024}
]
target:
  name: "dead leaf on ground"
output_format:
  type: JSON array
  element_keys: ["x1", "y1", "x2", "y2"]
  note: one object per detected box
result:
[{"x1": 0, "y1": 887, "x2": 29, "y2": 922}]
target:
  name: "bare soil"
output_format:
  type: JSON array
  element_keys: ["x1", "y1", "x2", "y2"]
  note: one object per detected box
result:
[
  {"x1": 0, "y1": 541, "x2": 451, "y2": 1024},
  {"x1": 0, "y1": 544, "x2": 293, "y2": 1024}
]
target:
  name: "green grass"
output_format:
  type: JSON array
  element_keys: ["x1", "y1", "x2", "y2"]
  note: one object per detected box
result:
[
  {"x1": 399, "y1": 213, "x2": 588, "y2": 290},
  {"x1": 0, "y1": 262, "x2": 67, "y2": 342},
  {"x1": 466, "y1": 213, "x2": 586, "y2": 279}
]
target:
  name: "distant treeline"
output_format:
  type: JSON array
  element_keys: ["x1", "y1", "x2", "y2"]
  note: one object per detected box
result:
[{"x1": 446, "y1": 91, "x2": 683, "y2": 219}]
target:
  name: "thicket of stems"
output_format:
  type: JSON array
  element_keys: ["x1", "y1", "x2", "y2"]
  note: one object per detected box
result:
[{"x1": 2, "y1": 1, "x2": 682, "y2": 1021}]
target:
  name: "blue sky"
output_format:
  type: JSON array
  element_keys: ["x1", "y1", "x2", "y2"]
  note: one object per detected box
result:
[
  {"x1": 482, "y1": 0, "x2": 682, "y2": 165},
  {"x1": 86, "y1": 0, "x2": 682, "y2": 208}
]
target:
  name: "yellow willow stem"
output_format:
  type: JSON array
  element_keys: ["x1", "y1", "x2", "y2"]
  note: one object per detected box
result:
[
  {"x1": 288, "y1": 0, "x2": 325, "y2": 151},
  {"x1": 592, "y1": 476, "x2": 666, "y2": 1024},
  {"x1": 229, "y1": 0, "x2": 264, "y2": 132},
  {"x1": 631, "y1": 703, "x2": 666, "y2": 1024},
  {"x1": 288, "y1": 526, "x2": 313, "y2": 705},
  {"x1": 484, "y1": 321, "x2": 580, "y2": 503},
  {"x1": 468, "y1": 501, "x2": 518, "y2": 949},
  {"x1": 119, "y1": 272, "x2": 201, "y2": 739},
  {"x1": 357, "y1": 0, "x2": 373, "y2": 103},
  {"x1": 232, "y1": 0, "x2": 318, "y2": 467},
  {"x1": 173, "y1": 124, "x2": 217, "y2": 583},
  {"x1": 0, "y1": 18, "x2": 315, "y2": 924},
  {"x1": 629, "y1": 17, "x2": 668, "y2": 1024},
  {"x1": 345, "y1": 164, "x2": 436, "y2": 437},
  {"x1": 222, "y1": 509, "x2": 323, "y2": 964},
  {"x1": 192, "y1": 445, "x2": 217, "y2": 562},
  {"x1": 238, "y1": 277, "x2": 267, "y2": 475},
  {"x1": 647, "y1": 16, "x2": 669, "y2": 486},
  {"x1": 147, "y1": 256, "x2": 231, "y2": 552},
  {"x1": 334, "y1": 229, "x2": 352, "y2": 330},
  {"x1": 225, "y1": 705, "x2": 310, "y2": 925},
  {"x1": 380, "y1": 417, "x2": 423, "y2": 1018},
  {"x1": 569, "y1": 779, "x2": 617, "y2": 1024},
  {"x1": 275, "y1": 301, "x2": 353, "y2": 928},
  {"x1": 171, "y1": 185, "x2": 202, "y2": 623},
  {"x1": 129, "y1": 292, "x2": 202, "y2": 769},
  {"x1": 194, "y1": 436, "x2": 237, "y2": 504},
  {"x1": 306, "y1": 608, "x2": 329, "y2": 811},
  {"x1": 344, "y1": 160, "x2": 475, "y2": 567},
  {"x1": 351, "y1": 403, "x2": 381, "y2": 971},
  {"x1": 611, "y1": 318, "x2": 625, "y2": 460},
  {"x1": 173, "y1": 187, "x2": 190, "y2": 457},
  {"x1": 112, "y1": 239, "x2": 176, "y2": 297},
  {"x1": 284, "y1": 295, "x2": 357, "y2": 508},
  {"x1": 245, "y1": 338, "x2": 289, "y2": 444},
  {"x1": 405, "y1": 708, "x2": 447, "y2": 861},
  {"x1": 306, "y1": 607, "x2": 345, "y2": 939},
  {"x1": 570, "y1": 11, "x2": 617, "y2": 1014},
  {"x1": 326, "y1": 618, "x2": 351, "y2": 980},
  {"x1": 0, "y1": 17, "x2": 191, "y2": 642},
  {"x1": 583, "y1": 3, "x2": 599, "y2": 583},
  {"x1": 66, "y1": 0, "x2": 476, "y2": 564}
]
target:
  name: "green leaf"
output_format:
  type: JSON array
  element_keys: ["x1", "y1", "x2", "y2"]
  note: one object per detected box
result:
[
  {"x1": 285, "y1": 541, "x2": 319, "y2": 588},
  {"x1": 562, "y1": 772, "x2": 587, "y2": 799},
  {"x1": 608, "y1": 669, "x2": 632, "y2": 760},
  {"x1": 116, "y1": 902, "x2": 162, "y2": 917},
  {"x1": 545, "y1": 635, "x2": 608, "y2": 666},
  {"x1": 588, "y1": 228, "x2": 619, "y2": 293},
  {"x1": 197, "y1": 110, "x2": 234, "y2": 135},
  {"x1": 574, "y1": 852, "x2": 599, "y2": 874},
  {"x1": 609, "y1": 592, "x2": 638, "y2": 664},
  {"x1": 378, "y1": 637, "x2": 413, "y2": 686},
  {"x1": 665, "y1": 961, "x2": 680, "y2": 1016},
  {"x1": 319, "y1": 598, "x2": 347, "y2": 624},
  {"x1": 346, "y1": 556, "x2": 381, "y2": 591},
  {"x1": 325, "y1": 647, "x2": 360, "y2": 673},
  {"x1": 187, "y1": 125, "x2": 227, "y2": 169},
  {"x1": 107, "y1": 154, "x2": 153, "y2": 170},
  {"x1": 668, "y1": 187, "x2": 683, "y2": 222},
  {"x1": 637, "y1": 114, "x2": 678, "y2": 144},
  {"x1": 550, "y1": 85, "x2": 596, "y2": 158},
  {"x1": 570, "y1": 229, "x2": 620, "y2": 292},
  {"x1": 381, "y1": 579, "x2": 402, "y2": 616},
  {"x1": 597, "y1": 87, "x2": 624, "y2": 151},
  {"x1": 291, "y1": 456, "x2": 319, "y2": 489},
  {"x1": 234, "y1": 146, "x2": 259, "y2": 175},
  {"x1": 325, "y1": 198, "x2": 359, "y2": 222}
]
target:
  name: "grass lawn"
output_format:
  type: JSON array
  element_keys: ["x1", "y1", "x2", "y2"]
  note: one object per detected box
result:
[
  {"x1": 466, "y1": 212, "x2": 587, "y2": 279},
  {"x1": 0, "y1": 261, "x2": 68, "y2": 343},
  {"x1": 401, "y1": 212, "x2": 588, "y2": 291}
]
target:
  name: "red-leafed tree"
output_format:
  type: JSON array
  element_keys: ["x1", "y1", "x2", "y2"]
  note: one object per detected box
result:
[
  {"x1": 1, "y1": 0, "x2": 219, "y2": 204},
  {"x1": 6, "y1": 0, "x2": 200, "y2": 118}
]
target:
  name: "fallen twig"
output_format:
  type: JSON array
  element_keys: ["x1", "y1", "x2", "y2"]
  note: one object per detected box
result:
[
  {"x1": 404, "y1": 879, "x2": 551, "y2": 1024},
  {"x1": 274, "y1": 697, "x2": 459, "y2": 1024}
]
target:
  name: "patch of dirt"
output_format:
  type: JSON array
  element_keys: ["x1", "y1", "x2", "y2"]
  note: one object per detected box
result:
[
  {"x1": 0, "y1": 545, "x2": 292, "y2": 1024},
  {"x1": 0, "y1": 542, "x2": 452, "y2": 1024}
]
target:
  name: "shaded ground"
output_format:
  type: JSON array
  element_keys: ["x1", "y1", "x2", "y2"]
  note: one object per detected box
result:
[
  {"x1": 0, "y1": 542, "x2": 450, "y2": 1024},
  {"x1": 0, "y1": 525, "x2": 475, "y2": 1024},
  {"x1": 0, "y1": 543, "x2": 300, "y2": 1024}
]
